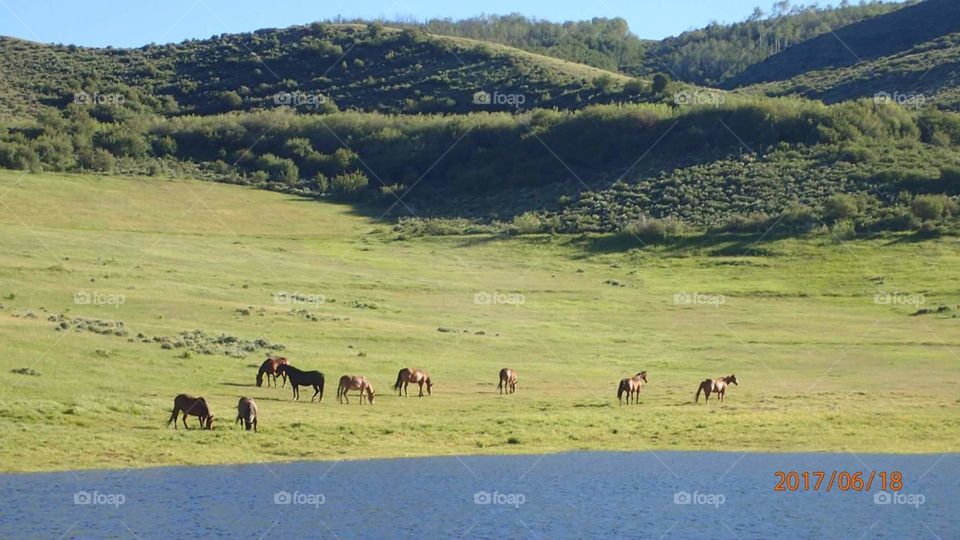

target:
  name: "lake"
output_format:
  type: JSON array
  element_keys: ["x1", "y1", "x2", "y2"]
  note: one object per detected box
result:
[{"x1": 0, "y1": 452, "x2": 956, "y2": 539}]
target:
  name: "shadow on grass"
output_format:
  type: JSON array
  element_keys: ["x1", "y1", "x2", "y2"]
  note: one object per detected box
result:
[{"x1": 576, "y1": 231, "x2": 793, "y2": 257}]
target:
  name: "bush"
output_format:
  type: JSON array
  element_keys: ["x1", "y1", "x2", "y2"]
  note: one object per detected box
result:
[
  {"x1": 829, "y1": 220, "x2": 857, "y2": 242},
  {"x1": 76, "y1": 147, "x2": 116, "y2": 172},
  {"x1": 329, "y1": 170, "x2": 369, "y2": 199},
  {"x1": 911, "y1": 194, "x2": 959, "y2": 221},
  {"x1": 253, "y1": 153, "x2": 299, "y2": 185},
  {"x1": 0, "y1": 140, "x2": 39, "y2": 170},
  {"x1": 619, "y1": 216, "x2": 684, "y2": 243},
  {"x1": 652, "y1": 73, "x2": 670, "y2": 94},
  {"x1": 511, "y1": 212, "x2": 545, "y2": 234},
  {"x1": 218, "y1": 91, "x2": 243, "y2": 111},
  {"x1": 821, "y1": 193, "x2": 861, "y2": 224}
]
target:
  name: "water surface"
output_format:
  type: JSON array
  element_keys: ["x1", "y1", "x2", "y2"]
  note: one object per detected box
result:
[{"x1": 1, "y1": 452, "x2": 955, "y2": 539}]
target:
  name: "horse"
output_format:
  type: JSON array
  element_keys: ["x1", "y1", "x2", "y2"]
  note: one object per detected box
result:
[
  {"x1": 235, "y1": 397, "x2": 258, "y2": 432},
  {"x1": 617, "y1": 371, "x2": 648, "y2": 405},
  {"x1": 256, "y1": 356, "x2": 289, "y2": 388},
  {"x1": 393, "y1": 368, "x2": 433, "y2": 397},
  {"x1": 167, "y1": 394, "x2": 214, "y2": 429},
  {"x1": 497, "y1": 368, "x2": 518, "y2": 394},
  {"x1": 277, "y1": 364, "x2": 325, "y2": 402},
  {"x1": 337, "y1": 375, "x2": 375, "y2": 404},
  {"x1": 696, "y1": 374, "x2": 739, "y2": 403}
]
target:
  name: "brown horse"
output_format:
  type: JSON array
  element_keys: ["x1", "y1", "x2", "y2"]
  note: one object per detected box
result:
[
  {"x1": 337, "y1": 375, "x2": 375, "y2": 404},
  {"x1": 256, "y1": 356, "x2": 289, "y2": 388},
  {"x1": 696, "y1": 374, "x2": 739, "y2": 403},
  {"x1": 235, "y1": 397, "x2": 258, "y2": 432},
  {"x1": 167, "y1": 394, "x2": 214, "y2": 429},
  {"x1": 394, "y1": 368, "x2": 433, "y2": 397},
  {"x1": 617, "y1": 371, "x2": 648, "y2": 405},
  {"x1": 497, "y1": 368, "x2": 518, "y2": 394}
]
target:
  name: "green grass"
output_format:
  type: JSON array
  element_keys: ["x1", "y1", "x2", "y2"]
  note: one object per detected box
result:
[{"x1": 0, "y1": 170, "x2": 958, "y2": 473}]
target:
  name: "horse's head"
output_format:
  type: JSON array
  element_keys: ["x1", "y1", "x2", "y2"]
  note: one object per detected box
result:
[
  {"x1": 728, "y1": 374, "x2": 738, "y2": 385},
  {"x1": 368, "y1": 390, "x2": 376, "y2": 404},
  {"x1": 426, "y1": 378, "x2": 433, "y2": 395},
  {"x1": 638, "y1": 371, "x2": 648, "y2": 383},
  {"x1": 204, "y1": 415, "x2": 215, "y2": 430},
  {"x1": 256, "y1": 373, "x2": 263, "y2": 387}
]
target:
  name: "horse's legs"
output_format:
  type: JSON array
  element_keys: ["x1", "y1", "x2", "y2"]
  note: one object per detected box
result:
[
  {"x1": 182, "y1": 412, "x2": 189, "y2": 429},
  {"x1": 311, "y1": 386, "x2": 320, "y2": 402}
]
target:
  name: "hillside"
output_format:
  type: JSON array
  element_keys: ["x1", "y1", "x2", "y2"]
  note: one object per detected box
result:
[
  {"x1": 641, "y1": 0, "x2": 909, "y2": 85},
  {"x1": 2, "y1": 10, "x2": 960, "y2": 238},
  {"x1": 0, "y1": 23, "x2": 639, "y2": 121},
  {"x1": 741, "y1": 32, "x2": 960, "y2": 110},
  {"x1": 731, "y1": 0, "x2": 960, "y2": 89}
]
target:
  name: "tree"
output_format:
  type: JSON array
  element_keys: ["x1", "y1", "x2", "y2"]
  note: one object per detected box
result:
[{"x1": 652, "y1": 73, "x2": 670, "y2": 94}]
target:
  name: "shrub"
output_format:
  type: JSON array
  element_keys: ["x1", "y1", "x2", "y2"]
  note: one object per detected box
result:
[
  {"x1": 619, "y1": 216, "x2": 684, "y2": 243},
  {"x1": 821, "y1": 193, "x2": 861, "y2": 224},
  {"x1": 911, "y1": 194, "x2": 958, "y2": 221},
  {"x1": 253, "y1": 153, "x2": 299, "y2": 185},
  {"x1": 329, "y1": 171, "x2": 369, "y2": 199},
  {"x1": 777, "y1": 203, "x2": 818, "y2": 233},
  {"x1": 829, "y1": 220, "x2": 857, "y2": 242},
  {"x1": 511, "y1": 212, "x2": 545, "y2": 234},
  {"x1": 218, "y1": 91, "x2": 243, "y2": 111},
  {"x1": 76, "y1": 147, "x2": 116, "y2": 172}
]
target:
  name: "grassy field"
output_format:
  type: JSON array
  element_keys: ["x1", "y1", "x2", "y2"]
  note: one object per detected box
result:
[{"x1": 0, "y1": 170, "x2": 958, "y2": 473}]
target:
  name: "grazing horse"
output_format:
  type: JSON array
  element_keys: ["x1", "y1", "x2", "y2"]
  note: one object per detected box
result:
[
  {"x1": 337, "y1": 375, "x2": 376, "y2": 404},
  {"x1": 617, "y1": 371, "x2": 648, "y2": 405},
  {"x1": 256, "y1": 356, "x2": 289, "y2": 388},
  {"x1": 235, "y1": 397, "x2": 258, "y2": 432},
  {"x1": 696, "y1": 374, "x2": 739, "y2": 403},
  {"x1": 167, "y1": 394, "x2": 214, "y2": 429},
  {"x1": 277, "y1": 364, "x2": 325, "y2": 402},
  {"x1": 497, "y1": 368, "x2": 518, "y2": 395},
  {"x1": 394, "y1": 368, "x2": 433, "y2": 397}
]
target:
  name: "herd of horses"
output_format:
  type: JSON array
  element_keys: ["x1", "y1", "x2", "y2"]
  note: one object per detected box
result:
[{"x1": 166, "y1": 356, "x2": 739, "y2": 430}]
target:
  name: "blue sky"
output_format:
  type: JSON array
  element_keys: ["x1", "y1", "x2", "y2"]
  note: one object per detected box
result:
[{"x1": 0, "y1": 0, "x2": 790, "y2": 47}]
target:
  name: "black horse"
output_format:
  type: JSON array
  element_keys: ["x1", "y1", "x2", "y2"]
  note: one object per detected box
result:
[{"x1": 277, "y1": 364, "x2": 325, "y2": 402}]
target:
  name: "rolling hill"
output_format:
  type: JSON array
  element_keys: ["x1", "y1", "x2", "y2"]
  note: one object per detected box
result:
[
  {"x1": 1, "y1": 7, "x2": 959, "y2": 238},
  {"x1": 730, "y1": 0, "x2": 960, "y2": 110},
  {"x1": 0, "y1": 23, "x2": 641, "y2": 122}
]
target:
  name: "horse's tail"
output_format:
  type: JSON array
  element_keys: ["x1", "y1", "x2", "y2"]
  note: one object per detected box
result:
[
  {"x1": 394, "y1": 369, "x2": 405, "y2": 392},
  {"x1": 695, "y1": 383, "x2": 703, "y2": 403},
  {"x1": 167, "y1": 406, "x2": 179, "y2": 425},
  {"x1": 617, "y1": 379, "x2": 626, "y2": 401},
  {"x1": 318, "y1": 374, "x2": 325, "y2": 402}
]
